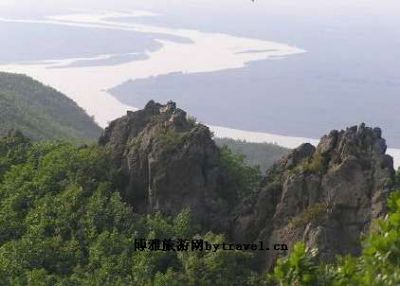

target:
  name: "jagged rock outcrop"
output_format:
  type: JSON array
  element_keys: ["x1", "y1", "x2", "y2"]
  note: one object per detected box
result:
[
  {"x1": 100, "y1": 101, "x2": 395, "y2": 271},
  {"x1": 233, "y1": 123, "x2": 395, "y2": 270},
  {"x1": 99, "y1": 101, "x2": 232, "y2": 231}
]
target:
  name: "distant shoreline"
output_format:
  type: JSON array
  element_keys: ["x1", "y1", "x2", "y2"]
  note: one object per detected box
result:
[
  {"x1": 0, "y1": 10, "x2": 304, "y2": 127},
  {"x1": 0, "y1": 11, "x2": 397, "y2": 168}
]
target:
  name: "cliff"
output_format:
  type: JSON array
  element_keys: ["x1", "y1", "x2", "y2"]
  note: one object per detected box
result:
[
  {"x1": 100, "y1": 101, "x2": 395, "y2": 270},
  {"x1": 233, "y1": 123, "x2": 395, "y2": 270},
  {"x1": 99, "y1": 100, "x2": 233, "y2": 231}
]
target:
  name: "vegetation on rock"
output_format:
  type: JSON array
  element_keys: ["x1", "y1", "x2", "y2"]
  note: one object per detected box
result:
[
  {"x1": 1, "y1": 96, "x2": 399, "y2": 285},
  {"x1": 271, "y1": 191, "x2": 400, "y2": 286},
  {"x1": 1, "y1": 131, "x2": 400, "y2": 285},
  {"x1": 218, "y1": 145, "x2": 261, "y2": 203}
]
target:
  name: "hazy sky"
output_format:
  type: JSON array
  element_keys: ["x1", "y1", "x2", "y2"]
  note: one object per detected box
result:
[{"x1": 1, "y1": 0, "x2": 400, "y2": 18}]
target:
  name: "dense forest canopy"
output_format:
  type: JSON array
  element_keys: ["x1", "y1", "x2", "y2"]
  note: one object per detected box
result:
[
  {"x1": 0, "y1": 132, "x2": 399, "y2": 285},
  {"x1": 0, "y1": 133, "x2": 260, "y2": 285},
  {"x1": 1, "y1": 72, "x2": 400, "y2": 285}
]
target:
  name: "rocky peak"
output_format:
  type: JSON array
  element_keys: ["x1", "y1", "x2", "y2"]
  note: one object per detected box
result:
[
  {"x1": 280, "y1": 143, "x2": 316, "y2": 169},
  {"x1": 234, "y1": 124, "x2": 395, "y2": 270},
  {"x1": 99, "y1": 101, "x2": 230, "y2": 231},
  {"x1": 318, "y1": 123, "x2": 389, "y2": 166},
  {"x1": 99, "y1": 103, "x2": 395, "y2": 270}
]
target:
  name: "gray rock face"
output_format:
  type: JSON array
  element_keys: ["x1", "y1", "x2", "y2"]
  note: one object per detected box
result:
[
  {"x1": 233, "y1": 123, "x2": 395, "y2": 270},
  {"x1": 100, "y1": 102, "x2": 395, "y2": 270},
  {"x1": 99, "y1": 101, "x2": 230, "y2": 231}
]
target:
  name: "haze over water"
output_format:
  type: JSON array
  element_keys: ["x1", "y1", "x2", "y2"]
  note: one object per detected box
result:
[{"x1": 0, "y1": 0, "x2": 399, "y2": 166}]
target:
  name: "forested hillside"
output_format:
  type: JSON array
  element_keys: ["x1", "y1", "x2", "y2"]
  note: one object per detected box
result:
[
  {"x1": 214, "y1": 138, "x2": 290, "y2": 172},
  {"x1": 0, "y1": 72, "x2": 102, "y2": 142},
  {"x1": 1, "y1": 116, "x2": 400, "y2": 285},
  {"x1": 1, "y1": 98, "x2": 400, "y2": 285},
  {"x1": 0, "y1": 132, "x2": 259, "y2": 285}
]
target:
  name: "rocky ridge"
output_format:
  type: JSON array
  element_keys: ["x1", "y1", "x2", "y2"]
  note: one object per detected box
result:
[
  {"x1": 100, "y1": 101, "x2": 395, "y2": 270},
  {"x1": 233, "y1": 123, "x2": 395, "y2": 270}
]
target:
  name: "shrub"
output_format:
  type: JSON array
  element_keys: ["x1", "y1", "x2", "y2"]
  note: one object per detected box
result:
[
  {"x1": 289, "y1": 202, "x2": 327, "y2": 228},
  {"x1": 218, "y1": 146, "x2": 261, "y2": 203},
  {"x1": 299, "y1": 152, "x2": 328, "y2": 175}
]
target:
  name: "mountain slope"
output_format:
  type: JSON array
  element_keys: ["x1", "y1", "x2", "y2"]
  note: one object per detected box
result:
[
  {"x1": 99, "y1": 101, "x2": 396, "y2": 271},
  {"x1": 100, "y1": 101, "x2": 394, "y2": 269},
  {"x1": 0, "y1": 72, "x2": 102, "y2": 142},
  {"x1": 0, "y1": 100, "x2": 399, "y2": 284},
  {"x1": 214, "y1": 138, "x2": 290, "y2": 172}
]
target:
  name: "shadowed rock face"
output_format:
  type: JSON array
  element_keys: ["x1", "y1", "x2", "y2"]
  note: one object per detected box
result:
[
  {"x1": 233, "y1": 123, "x2": 395, "y2": 270},
  {"x1": 100, "y1": 101, "x2": 395, "y2": 270},
  {"x1": 99, "y1": 100, "x2": 231, "y2": 232}
]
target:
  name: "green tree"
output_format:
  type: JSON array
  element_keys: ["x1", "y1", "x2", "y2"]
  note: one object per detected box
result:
[
  {"x1": 0, "y1": 135, "x2": 259, "y2": 285},
  {"x1": 219, "y1": 145, "x2": 261, "y2": 204}
]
